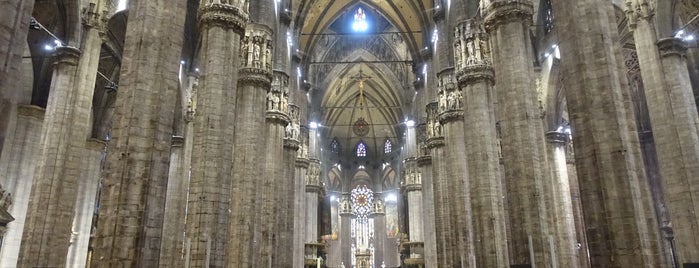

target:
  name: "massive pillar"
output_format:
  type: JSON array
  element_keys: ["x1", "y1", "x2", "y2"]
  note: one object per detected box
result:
[
  {"x1": 402, "y1": 157, "x2": 426, "y2": 266},
  {"x1": 227, "y1": 22, "x2": 273, "y2": 267},
  {"x1": 454, "y1": 19, "x2": 509, "y2": 267},
  {"x1": 159, "y1": 75, "x2": 198, "y2": 267},
  {"x1": 544, "y1": 131, "x2": 580, "y2": 267},
  {"x1": 259, "y1": 69, "x2": 290, "y2": 266},
  {"x1": 550, "y1": 0, "x2": 665, "y2": 266},
  {"x1": 20, "y1": 3, "x2": 108, "y2": 266},
  {"x1": 482, "y1": 1, "x2": 556, "y2": 266},
  {"x1": 294, "y1": 128, "x2": 310, "y2": 268},
  {"x1": 91, "y1": 0, "x2": 187, "y2": 266},
  {"x1": 564, "y1": 139, "x2": 591, "y2": 268},
  {"x1": 654, "y1": 37, "x2": 699, "y2": 267},
  {"x1": 186, "y1": 1, "x2": 247, "y2": 267},
  {"x1": 627, "y1": 2, "x2": 699, "y2": 263},
  {"x1": 437, "y1": 68, "x2": 475, "y2": 266},
  {"x1": 65, "y1": 139, "x2": 105, "y2": 268},
  {"x1": 425, "y1": 102, "x2": 452, "y2": 266},
  {"x1": 0, "y1": 105, "x2": 44, "y2": 267},
  {"x1": 278, "y1": 104, "x2": 300, "y2": 267},
  {"x1": 338, "y1": 193, "x2": 352, "y2": 267},
  {"x1": 0, "y1": 0, "x2": 35, "y2": 155}
]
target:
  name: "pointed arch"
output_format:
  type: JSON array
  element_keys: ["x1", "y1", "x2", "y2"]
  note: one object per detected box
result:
[{"x1": 356, "y1": 140, "x2": 367, "y2": 157}]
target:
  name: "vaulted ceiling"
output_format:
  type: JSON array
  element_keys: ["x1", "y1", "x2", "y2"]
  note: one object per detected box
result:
[{"x1": 292, "y1": 0, "x2": 433, "y2": 160}]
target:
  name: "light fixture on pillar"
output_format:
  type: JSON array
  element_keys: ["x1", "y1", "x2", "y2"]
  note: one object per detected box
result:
[{"x1": 405, "y1": 119, "x2": 416, "y2": 127}]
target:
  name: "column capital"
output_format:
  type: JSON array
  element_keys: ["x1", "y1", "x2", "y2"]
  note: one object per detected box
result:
[
  {"x1": 416, "y1": 155, "x2": 432, "y2": 167},
  {"x1": 295, "y1": 157, "x2": 310, "y2": 168},
  {"x1": 171, "y1": 136, "x2": 185, "y2": 147},
  {"x1": 425, "y1": 102, "x2": 444, "y2": 141},
  {"x1": 436, "y1": 69, "x2": 464, "y2": 122},
  {"x1": 402, "y1": 158, "x2": 423, "y2": 193},
  {"x1": 482, "y1": 0, "x2": 533, "y2": 31},
  {"x1": 17, "y1": 105, "x2": 46, "y2": 119},
  {"x1": 239, "y1": 24, "x2": 274, "y2": 86},
  {"x1": 198, "y1": 2, "x2": 249, "y2": 34},
  {"x1": 82, "y1": 2, "x2": 109, "y2": 34},
  {"x1": 624, "y1": 0, "x2": 655, "y2": 30},
  {"x1": 545, "y1": 131, "x2": 568, "y2": 145},
  {"x1": 339, "y1": 194, "x2": 353, "y2": 215},
  {"x1": 455, "y1": 19, "x2": 495, "y2": 85},
  {"x1": 306, "y1": 159, "x2": 323, "y2": 192},
  {"x1": 86, "y1": 138, "x2": 107, "y2": 152},
  {"x1": 657, "y1": 37, "x2": 688, "y2": 58},
  {"x1": 52, "y1": 46, "x2": 81, "y2": 66}
]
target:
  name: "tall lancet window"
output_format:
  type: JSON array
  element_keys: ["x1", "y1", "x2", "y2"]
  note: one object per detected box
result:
[
  {"x1": 352, "y1": 7, "x2": 369, "y2": 32},
  {"x1": 331, "y1": 138, "x2": 340, "y2": 154},
  {"x1": 384, "y1": 139, "x2": 392, "y2": 154},
  {"x1": 356, "y1": 141, "x2": 367, "y2": 157}
]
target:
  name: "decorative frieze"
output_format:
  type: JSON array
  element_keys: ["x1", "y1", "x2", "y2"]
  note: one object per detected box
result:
[
  {"x1": 268, "y1": 71, "x2": 291, "y2": 123},
  {"x1": 339, "y1": 194, "x2": 353, "y2": 215},
  {"x1": 425, "y1": 103, "x2": 444, "y2": 148},
  {"x1": 184, "y1": 75, "x2": 199, "y2": 123},
  {"x1": 401, "y1": 158, "x2": 422, "y2": 192},
  {"x1": 306, "y1": 160, "x2": 322, "y2": 192},
  {"x1": 482, "y1": 0, "x2": 534, "y2": 30},
  {"x1": 625, "y1": 0, "x2": 655, "y2": 29},
  {"x1": 240, "y1": 24, "x2": 274, "y2": 82},
  {"x1": 454, "y1": 19, "x2": 495, "y2": 86},
  {"x1": 198, "y1": 1, "x2": 249, "y2": 34},
  {"x1": 81, "y1": 2, "x2": 109, "y2": 33},
  {"x1": 437, "y1": 69, "x2": 463, "y2": 123},
  {"x1": 371, "y1": 193, "x2": 385, "y2": 216}
]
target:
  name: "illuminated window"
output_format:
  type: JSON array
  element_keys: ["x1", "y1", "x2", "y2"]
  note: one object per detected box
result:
[
  {"x1": 384, "y1": 139, "x2": 392, "y2": 154},
  {"x1": 116, "y1": 0, "x2": 128, "y2": 11},
  {"x1": 356, "y1": 141, "x2": 367, "y2": 157},
  {"x1": 352, "y1": 7, "x2": 369, "y2": 32},
  {"x1": 351, "y1": 185, "x2": 374, "y2": 222}
]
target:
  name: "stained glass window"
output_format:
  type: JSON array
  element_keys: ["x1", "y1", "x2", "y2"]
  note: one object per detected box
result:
[
  {"x1": 384, "y1": 139, "x2": 392, "y2": 154},
  {"x1": 351, "y1": 185, "x2": 374, "y2": 222},
  {"x1": 356, "y1": 141, "x2": 367, "y2": 157}
]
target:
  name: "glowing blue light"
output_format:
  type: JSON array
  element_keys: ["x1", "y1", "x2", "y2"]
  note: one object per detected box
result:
[{"x1": 352, "y1": 7, "x2": 369, "y2": 32}]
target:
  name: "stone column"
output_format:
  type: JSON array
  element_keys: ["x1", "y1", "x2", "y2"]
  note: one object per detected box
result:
[
  {"x1": 654, "y1": 37, "x2": 699, "y2": 266},
  {"x1": 159, "y1": 75, "x2": 198, "y2": 267},
  {"x1": 627, "y1": 4, "x2": 699, "y2": 264},
  {"x1": 293, "y1": 128, "x2": 310, "y2": 268},
  {"x1": 550, "y1": 0, "x2": 665, "y2": 266},
  {"x1": 65, "y1": 139, "x2": 105, "y2": 268},
  {"x1": 402, "y1": 157, "x2": 425, "y2": 263},
  {"x1": 482, "y1": 1, "x2": 557, "y2": 266},
  {"x1": 260, "y1": 69, "x2": 290, "y2": 266},
  {"x1": 454, "y1": 19, "x2": 509, "y2": 267},
  {"x1": 425, "y1": 102, "x2": 452, "y2": 266},
  {"x1": 564, "y1": 140, "x2": 590, "y2": 268},
  {"x1": 372, "y1": 193, "x2": 386, "y2": 265},
  {"x1": 437, "y1": 68, "x2": 476, "y2": 266},
  {"x1": 186, "y1": 1, "x2": 247, "y2": 267},
  {"x1": 544, "y1": 131, "x2": 579, "y2": 267},
  {"x1": 278, "y1": 104, "x2": 300, "y2": 268},
  {"x1": 21, "y1": 3, "x2": 108, "y2": 265},
  {"x1": 227, "y1": 22, "x2": 273, "y2": 267},
  {"x1": 91, "y1": 0, "x2": 187, "y2": 266},
  {"x1": 0, "y1": 105, "x2": 44, "y2": 267},
  {"x1": 338, "y1": 193, "x2": 353, "y2": 267},
  {"x1": 417, "y1": 152, "x2": 437, "y2": 268},
  {"x1": 0, "y1": 0, "x2": 34, "y2": 155}
]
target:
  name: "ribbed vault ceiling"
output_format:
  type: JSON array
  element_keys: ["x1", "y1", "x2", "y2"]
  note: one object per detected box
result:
[{"x1": 294, "y1": 0, "x2": 430, "y2": 159}]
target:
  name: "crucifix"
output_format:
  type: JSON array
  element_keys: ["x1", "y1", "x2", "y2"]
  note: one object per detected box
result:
[{"x1": 350, "y1": 69, "x2": 371, "y2": 109}]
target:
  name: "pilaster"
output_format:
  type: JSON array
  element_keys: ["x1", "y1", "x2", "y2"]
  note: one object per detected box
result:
[{"x1": 425, "y1": 102, "x2": 452, "y2": 266}]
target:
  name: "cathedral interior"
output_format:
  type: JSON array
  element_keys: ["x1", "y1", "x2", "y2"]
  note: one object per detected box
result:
[{"x1": 0, "y1": 0, "x2": 698, "y2": 267}]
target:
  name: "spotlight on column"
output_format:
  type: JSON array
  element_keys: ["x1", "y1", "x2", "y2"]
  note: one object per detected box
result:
[
  {"x1": 330, "y1": 195, "x2": 337, "y2": 202},
  {"x1": 29, "y1": 18, "x2": 41, "y2": 30},
  {"x1": 310, "y1": 122, "x2": 319, "y2": 129},
  {"x1": 685, "y1": 35, "x2": 695, "y2": 41},
  {"x1": 385, "y1": 194, "x2": 398, "y2": 203},
  {"x1": 105, "y1": 82, "x2": 118, "y2": 93},
  {"x1": 405, "y1": 120, "x2": 415, "y2": 127},
  {"x1": 44, "y1": 44, "x2": 54, "y2": 51}
]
